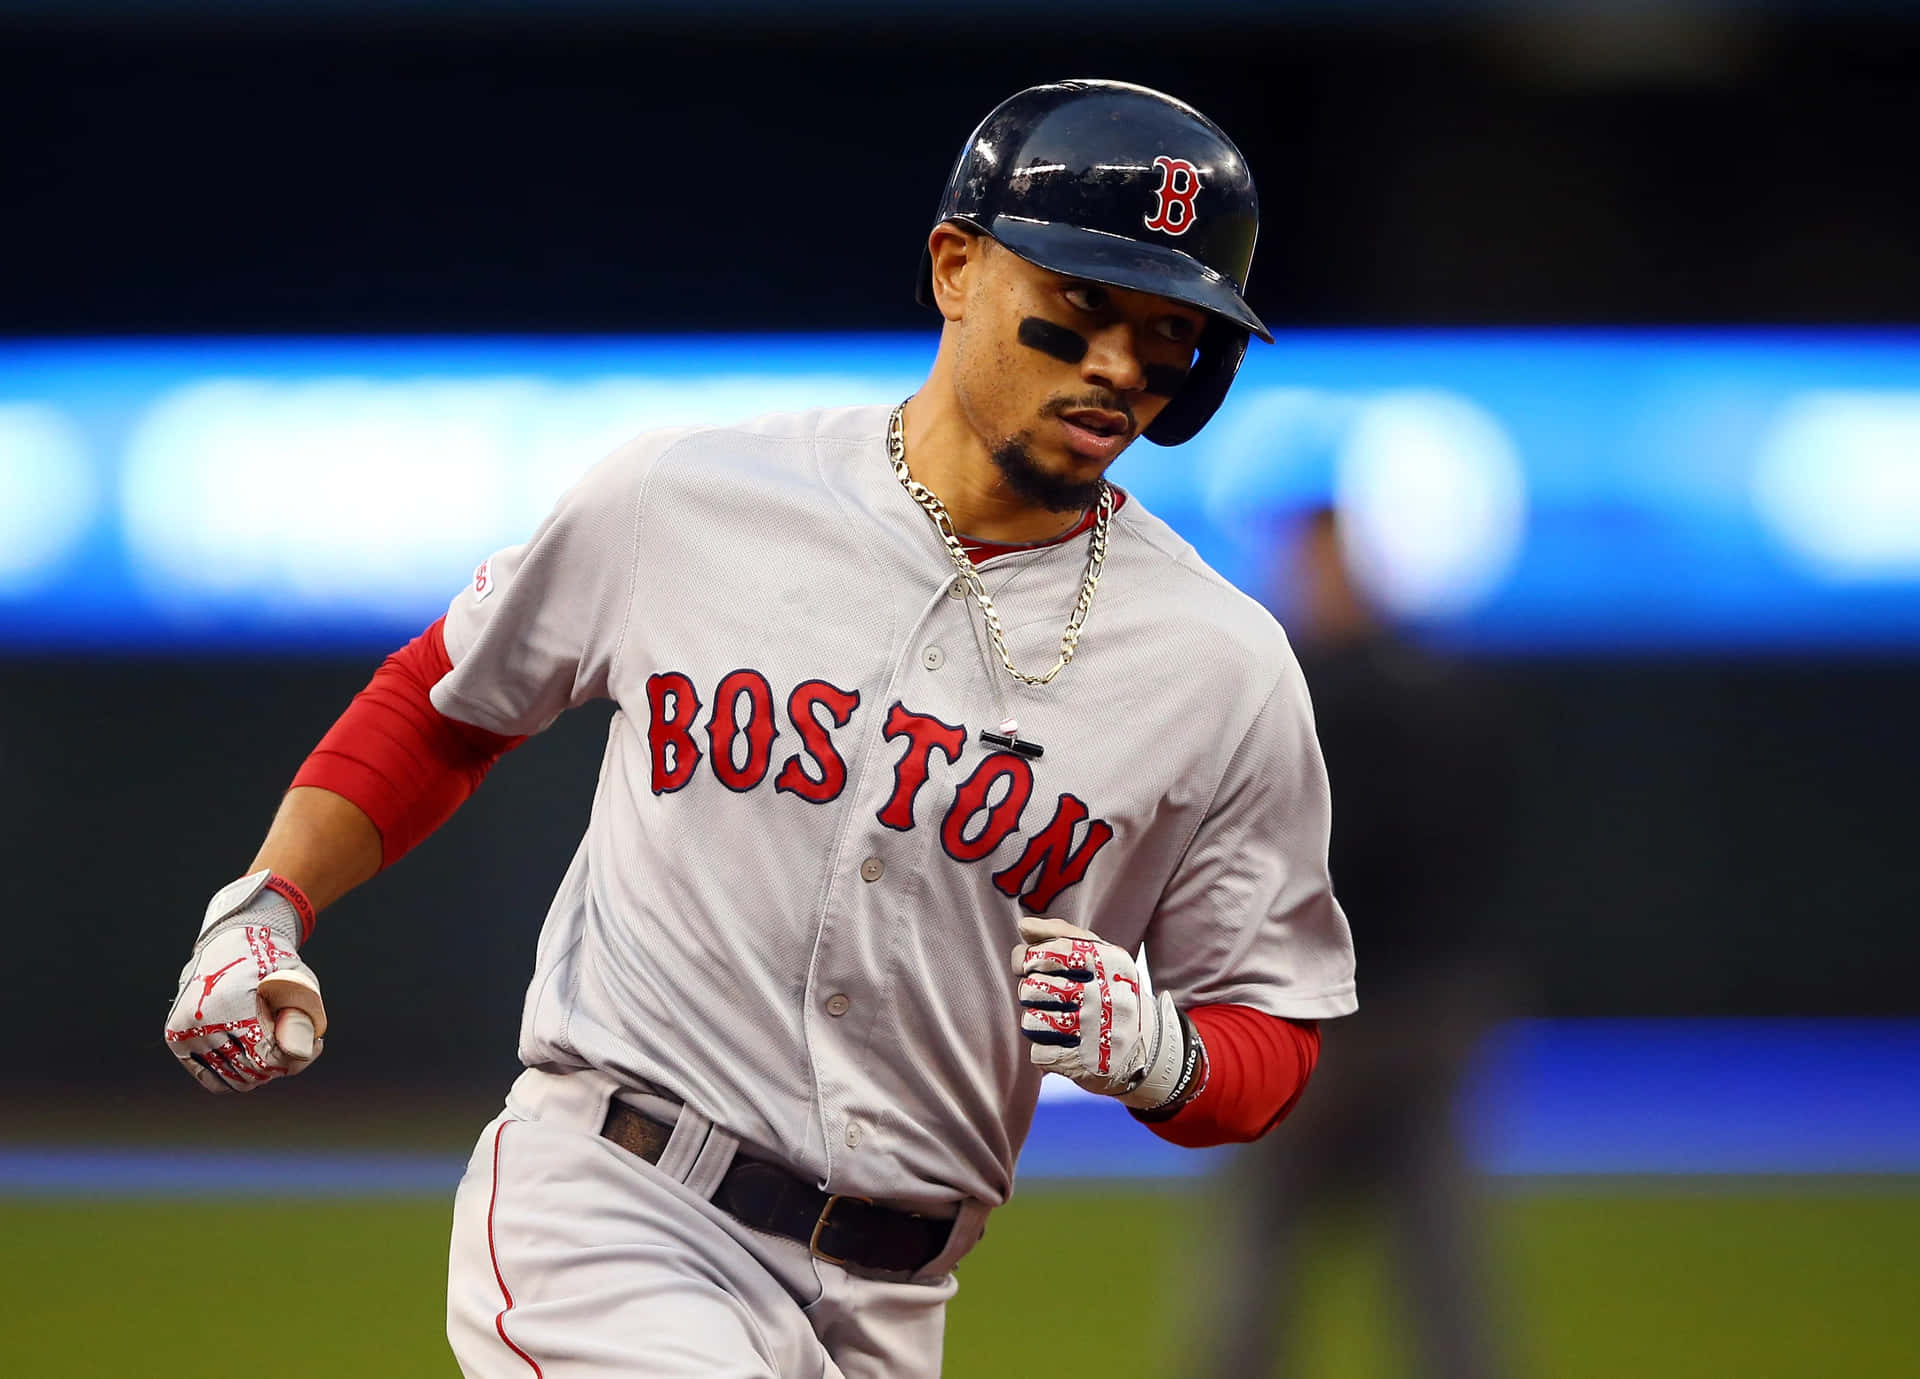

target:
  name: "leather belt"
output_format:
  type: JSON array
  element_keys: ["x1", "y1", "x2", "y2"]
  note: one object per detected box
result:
[{"x1": 600, "y1": 1100, "x2": 954, "y2": 1277}]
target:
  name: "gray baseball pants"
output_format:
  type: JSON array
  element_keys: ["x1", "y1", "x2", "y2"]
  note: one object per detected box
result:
[{"x1": 447, "y1": 1066, "x2": 977, "y2": 1378}]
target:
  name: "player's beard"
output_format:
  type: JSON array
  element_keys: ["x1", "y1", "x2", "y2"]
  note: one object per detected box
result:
[
  {"x1": 991, "y1": 393, "x2": 1137, "y2": 513},
  {"x1": 989, "y1": 436, "x2": 1103, "y2": 513}
]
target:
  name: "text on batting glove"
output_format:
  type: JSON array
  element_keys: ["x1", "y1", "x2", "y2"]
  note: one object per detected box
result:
[
  {"x1": 164, "y1": 870, "x2": 329, "y2": 1094},
  {"x1": 1011, "y1": 915, "x2": 1190, "y2": 1110}
]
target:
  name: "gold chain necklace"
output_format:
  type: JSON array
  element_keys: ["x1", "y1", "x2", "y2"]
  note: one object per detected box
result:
[{"x1": 886, "y1": 402, "x2": 1111, "y2": 687}]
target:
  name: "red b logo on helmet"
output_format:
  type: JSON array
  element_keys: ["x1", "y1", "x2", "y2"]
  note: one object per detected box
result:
[{"x1": 1144, "y1": 156, "x2": 1201, "y2": 236}]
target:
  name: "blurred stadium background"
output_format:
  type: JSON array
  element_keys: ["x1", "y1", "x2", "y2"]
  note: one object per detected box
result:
[{"x1": 3, "y1": 1, "x2": 1917, "y2": 1375}]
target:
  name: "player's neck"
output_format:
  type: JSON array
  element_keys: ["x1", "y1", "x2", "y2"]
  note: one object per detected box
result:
[{"x1": 897, "y1": 394, "x2": 1088, "y2": 546}]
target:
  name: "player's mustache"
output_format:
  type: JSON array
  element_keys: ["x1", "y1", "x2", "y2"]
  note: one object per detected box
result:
[{"x1": 1042, "y1": 393, "x2": 1137, "y2": 435}]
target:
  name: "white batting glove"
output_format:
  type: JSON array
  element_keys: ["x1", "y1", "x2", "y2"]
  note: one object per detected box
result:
[
  {"x1": 164, "y1": 870, "x2": 329, "y2": 1093},
  {"x1": 1011, "y1": 916, "x2": 1196, "y2": 1111}
]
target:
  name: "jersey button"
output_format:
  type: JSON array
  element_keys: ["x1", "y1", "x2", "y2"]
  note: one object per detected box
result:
[
  {"x1": 859, "y1": 857, "x2": 885, "y2": 883},
  {"x1": 845, "y1": 1120, "x2": 864, "y2": 1147},
  {"x1": 922, "y1": 645, "x2": 945, "y2": 670},
  {"x1": 825, "y1": 993, "x2": 851, "y2": 1017},
  {"x1": 947, "y1": 578, "x2": 967, "y2": 599}
]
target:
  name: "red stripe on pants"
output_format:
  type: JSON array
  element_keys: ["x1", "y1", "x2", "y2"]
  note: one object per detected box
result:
[{"x1": 487, "y1": 1120, "x2": 544, "y2": 1377}]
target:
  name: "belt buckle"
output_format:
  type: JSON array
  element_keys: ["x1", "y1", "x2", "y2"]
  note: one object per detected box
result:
[{"x1": 807, "y1": 1193, "x2": 873, "y2": 1267}]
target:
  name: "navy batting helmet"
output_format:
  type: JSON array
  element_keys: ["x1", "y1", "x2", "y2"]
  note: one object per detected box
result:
[{"x1": 917, "y1": 79, "x2": 1271, "y2": 446}]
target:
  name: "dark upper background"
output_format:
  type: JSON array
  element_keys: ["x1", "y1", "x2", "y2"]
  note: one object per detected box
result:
[
  {"x1": 2, "y1": 3, "x2": 1914, "y2": 1096},
  {"x1": 6, "y1": 4, "x2": 1920, "y2": 332}
]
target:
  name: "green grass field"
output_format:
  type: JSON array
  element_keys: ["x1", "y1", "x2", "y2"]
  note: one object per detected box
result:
[{"x1": 2, "y1": 1184, "x2": 1914, "y2": 1377}]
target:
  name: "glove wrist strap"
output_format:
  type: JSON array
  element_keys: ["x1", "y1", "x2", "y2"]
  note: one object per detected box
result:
[
  {"x1": 1119, "y1": 991, "x2": 1191, "y2": 1109},
  {"x1": 262, "y1": 874, "x2": 317, "y2": 943},
  {"x1": 197, "y1": 869, "x2": 315, "y2": 948},
  {"x1": 1128, "y1": 1006, "x2": 1208, "y2": 1119}
]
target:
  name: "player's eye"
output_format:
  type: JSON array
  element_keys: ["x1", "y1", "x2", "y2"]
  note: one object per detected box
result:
[
  {"x1": 1062, "y1": 283, "x2": 1109, "y2": 314},
  {"x1": 1152, "y1": 315, "x2": 1199, "y2": 344}
]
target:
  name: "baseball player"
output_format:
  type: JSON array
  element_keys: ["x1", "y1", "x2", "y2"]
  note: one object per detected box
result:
[{"x1": 164, "y1": 79, "x2": 1355, "y2": 1378}]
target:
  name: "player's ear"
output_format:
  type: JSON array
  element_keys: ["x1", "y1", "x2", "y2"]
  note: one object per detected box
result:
[{"x1": 925, "y1": 225, "x2": 982, "y2": 322}]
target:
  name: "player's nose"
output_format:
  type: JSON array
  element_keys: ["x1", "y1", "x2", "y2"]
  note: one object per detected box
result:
[{"x1": 1078, "y1": 322, "x2": 1148, "y2": 397}]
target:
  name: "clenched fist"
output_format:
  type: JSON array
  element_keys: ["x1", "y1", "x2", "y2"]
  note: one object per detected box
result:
[
  {"x1": 1010, "y1": 915, "x2": 1198, "y2": 1111},
  {"x1": 164, "y1": 870, "x2": 329, "y2": 1093}
]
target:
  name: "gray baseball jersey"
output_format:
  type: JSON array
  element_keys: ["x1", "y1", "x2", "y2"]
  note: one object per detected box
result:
[{"x1": 433, "y1": 402, "x2": 1355, "y2": 1211}]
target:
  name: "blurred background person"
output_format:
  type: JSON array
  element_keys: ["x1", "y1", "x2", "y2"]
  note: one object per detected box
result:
[{"x1": 1189, "y1": 504, "x2": 1518, "y2": 1379}]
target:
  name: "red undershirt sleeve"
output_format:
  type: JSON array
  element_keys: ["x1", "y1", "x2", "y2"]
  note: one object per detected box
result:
[
  {"x1": 1137, "y1": 1005, "x2": 1321, "y2": 1148},
  {"x1": 290, "y1": 617, "x2": 525, "y2": 870}
]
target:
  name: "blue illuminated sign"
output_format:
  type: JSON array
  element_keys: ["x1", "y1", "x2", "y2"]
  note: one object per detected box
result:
[{"x1": 4, "y1": 332, "x2": 1920, "y2": 651}]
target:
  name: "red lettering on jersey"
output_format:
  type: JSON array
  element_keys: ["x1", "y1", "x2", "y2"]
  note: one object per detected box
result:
[
  {"x1": 705, "y1": 668, "x2": 779, "y2": 792},
  {"x1": 774, "y1": 679, "x2": 861, "y2": 804},
  {"x1": 1144, "y1": 156, "x2": 1201, "y2": 236},
  {"x1": 992, "y1": 792, "x2": 1116, "y2": 912},
  {"x1": 940, "y1": 751, "x2": 1033, "y2": 862},
  {"x1": 876, "y1": 702, "x2": 966, "y2": 832},
  {"x1": 646, "y1": 671, "x2": 703, "y2": 794}
]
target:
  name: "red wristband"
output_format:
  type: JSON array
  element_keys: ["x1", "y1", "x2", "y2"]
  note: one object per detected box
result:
[{"x1": 263, "y1": 873, "x2": 317, "y2": 944}]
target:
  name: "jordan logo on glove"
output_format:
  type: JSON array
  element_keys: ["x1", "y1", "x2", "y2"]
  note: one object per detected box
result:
[{"x1": 164, "y1": 870, "x2": 329, "y2": 1094}]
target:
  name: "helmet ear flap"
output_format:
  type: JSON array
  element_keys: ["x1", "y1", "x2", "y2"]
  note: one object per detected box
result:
[{"x1": 1143, "y1": 321, "x2": 1250, "y2": 446}]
